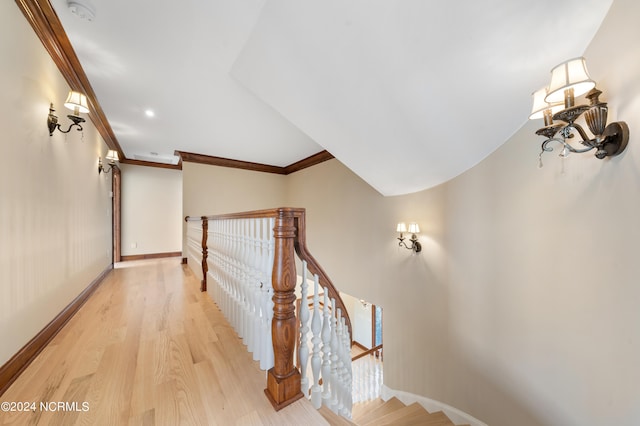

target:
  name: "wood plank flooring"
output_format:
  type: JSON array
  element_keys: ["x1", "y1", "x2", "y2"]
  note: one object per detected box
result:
[{"x1": 0, "y1": 258, "x2": 328, "y2": 425}]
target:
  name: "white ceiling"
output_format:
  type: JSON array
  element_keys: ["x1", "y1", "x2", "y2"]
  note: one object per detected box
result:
[{"x1": 51, "y1": 0, "x2": 613, "y2": 196}]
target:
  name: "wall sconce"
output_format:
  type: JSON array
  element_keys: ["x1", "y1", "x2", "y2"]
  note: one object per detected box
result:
[
  {"x1": 48, "y1": 90, "x2": 89, "y2": 136},
  {"x1": 529, "y1": 57, "x2": 629, "y2": 167},
  {"x1": 396, "y1": 222, "x2": 422, "y2": 253},
  {"x1": 98, "y1": 150, "x2": 119, "y2": 174}
]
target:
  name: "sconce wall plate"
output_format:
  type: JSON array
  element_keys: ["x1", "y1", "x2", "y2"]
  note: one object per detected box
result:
[{"x1": 529, "y1": 57, "x2": 630, "y2": 166}]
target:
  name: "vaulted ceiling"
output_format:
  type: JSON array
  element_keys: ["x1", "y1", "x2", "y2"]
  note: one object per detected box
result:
[{"x1": 47, "y1": 0, "x2": 612, "y2": 195}]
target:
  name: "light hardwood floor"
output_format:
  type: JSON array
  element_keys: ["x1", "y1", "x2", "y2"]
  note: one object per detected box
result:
[{"x1": 0, "y1": 258, "x2": 328, "y2": 425}]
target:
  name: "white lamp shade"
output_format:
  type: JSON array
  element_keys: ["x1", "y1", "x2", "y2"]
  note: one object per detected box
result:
[
  {"x1": 63, "y1": 90, "x2": 89, "y2": 114},
  {"x1": 529, "y1": 87, "x2": 564, "y2": 120},
  {"x1": 105, "y1": 150, "x2": 119, "y2": 162},
  {"x1": 396, "y1": 222, "x2": 407, "y2": 233},
  {"x1": 408, "y1": 222, "x2": 420, "y2": 234},
  {"x1": 545, "y1": 57, "x2": 595, "y2": 103}
]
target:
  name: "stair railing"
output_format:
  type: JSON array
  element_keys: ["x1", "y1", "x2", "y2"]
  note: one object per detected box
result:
[
  {"x1": 185, "y1": 208, "x2": 352, "y2": 416},
  {"x1": 298, "y1": 260, "x2": 353, "y2": 417},
  {"x1": 351, "y1": 344, "x2": 383, "y2": 403}
]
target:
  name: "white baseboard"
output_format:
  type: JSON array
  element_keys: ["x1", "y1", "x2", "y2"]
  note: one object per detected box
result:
[{"x1": 380, "y1": 385, "x2": 487, "y2": 426}]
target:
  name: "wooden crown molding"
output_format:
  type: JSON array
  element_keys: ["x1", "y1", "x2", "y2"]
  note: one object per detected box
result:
[
  {"x1": 16, "y1": 0, "x2": 124, "y2": 160},
  {"x1": 119, "y1": 158, "x2": 182, "y2": 170},
  {"x1": 175, "y1": 150, "x2": 335, "y2": 175},
  {"x1": 283, "y1": 150, "x2": 335, "y2": 174}
]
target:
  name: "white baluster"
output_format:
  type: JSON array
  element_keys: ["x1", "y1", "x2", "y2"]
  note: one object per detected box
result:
[
  {"x1": 321, "y1": 289, "x2": 332, "y2": 406},
  {"x1": 245, "y1": 219, "x2": 254, "y2": 351},
  {"x1": 298, "y1": 261, "x2": 310, "y2": 396},
  {"x1": 234, "y1": 220, "x2": 242, "y2": 334},
  {"x1": 335, "y1": 308, "x2": 345, "y2": 416},
  {"x1": 225, "y1": 219, "x2": 233, "y2": 322},
  {"x1": 375, "y1": 353, "x2": 382, "y2": 399},
  {"x1": 257, "y1": 218, "x2": 268, "y2": 367},
  {"x1": 250, "y1": 219, "x2": 261, "y2": 360},
  {"x1": 341, "y1": 316, "x2": 352, "y2": 418},
  {"x1": 233, "y1": 220, "x2": 242, "y2": 336},
  {"x1": 259, "y1": 217, "x2": 275, "y2": 370},
  {"x1": 329, "y1": 298, "x2": 339, "y2": 413},
  {"x1": 222, "y1": 219, "x2": 228, "y2": 310},
  {"x1": 310, "y1": 274, "x2": 322, "y2": 408},
  {"x1": 367, "y1": 356, "x2": 374, "y2": 401},
  {"x1": 242, "y1": 220, "x2": 251, "y2": 347}
]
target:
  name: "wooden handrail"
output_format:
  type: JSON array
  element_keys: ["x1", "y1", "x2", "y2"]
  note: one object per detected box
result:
[
  {"x1": 351, "y1": 344, "x2": 383, "y2": 362},
  {"x1": 185, "y1": 208, "x2": 352, "y2": 411},
  {"x1": 291, "y1": 209, "x2": 352, "y2": 336}
]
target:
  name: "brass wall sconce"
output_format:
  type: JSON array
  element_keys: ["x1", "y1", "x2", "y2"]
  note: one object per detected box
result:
[
  {"x1": 98, "y1": 150, "x2": 119, "y2": 174},
  {"x1": 396, "y1": 222, "x2": 422, "y2": 253},
  {"x1": 529, "y1": 57, "x2": 629, "y2": 167},
  {"x1": 48, "y1": 90, "x2": 89, "y2": 136}
]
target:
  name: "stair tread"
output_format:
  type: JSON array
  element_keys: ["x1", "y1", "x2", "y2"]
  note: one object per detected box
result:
[
  {"x1": 362, "y1": 402, "x2": 427, "y2": 426},
  {"x1": 362, "y1": 404, "x2": 456, "y2": 426},
  {"x1": 351, "y1": 399, "x2": 385, "y2": 420},
  {"x1": 318, "y1": 406, "x2": 358, "y2": 426},
  {"x1": 420, "y1": 410, "x2": 457, "y2": 426},
  {"x1": 354, "y1": 397, "x2": 405, "y2": 424}
]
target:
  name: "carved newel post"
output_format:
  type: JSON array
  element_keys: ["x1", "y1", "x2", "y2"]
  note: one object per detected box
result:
[{"x1": 264, "y1": 209, "x2": 303, "y2": 410}]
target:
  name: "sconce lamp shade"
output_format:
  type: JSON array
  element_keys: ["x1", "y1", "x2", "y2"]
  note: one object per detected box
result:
[
  {"x1": 545, "y1": 57, "x2": 595, "y2": 103},
  {"x1": 396, "y1": 223, "x2": 407, "y2": 233},
  {"x1": 105, "y1": 150, "x2": 119, "y2": 163},
  {"x1": 408, "y1": 222, "x2": 420, "y2": 234},
  {"x1": 529, "y1": 87, "x2": 564, "y2": 120},
  {"x1": 63, "y1": 90, "x2": 89, "y2": 114}
]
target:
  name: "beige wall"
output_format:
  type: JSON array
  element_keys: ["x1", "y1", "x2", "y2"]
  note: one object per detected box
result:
[
  {"x1": 182, "y1": 162, "x2": 287, "y2": 217},
  {"x1": 442, "y1": 2, "x2": 640, "y2": 423},
  {"x1": 120, "y1": 164, "x2": 182, "y2": 256},
  {"x1": 181, "y1": 162, "x2": 287, "y2": 269},
  {"x1": 0, "y1": 2, "x2": 112, "y2": 365},
  {"x1": 283, "y1": 2, "x2": 640, "y2": 425}
]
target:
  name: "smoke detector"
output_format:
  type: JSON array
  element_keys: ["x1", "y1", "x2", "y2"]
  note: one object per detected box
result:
[{"x1": 67, "y1": 0, "x2": 96, "y2": 21}]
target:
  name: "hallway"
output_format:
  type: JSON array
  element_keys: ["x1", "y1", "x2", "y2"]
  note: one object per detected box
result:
[{"x1": 0, "y1": 258, "x2": 326, "y2": 425}]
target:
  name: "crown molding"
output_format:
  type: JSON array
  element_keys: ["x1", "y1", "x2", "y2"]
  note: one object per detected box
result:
[
  {"x1": 175, "y1": 150, "x2": 334, "y2": 175},
  {"x1": 119, "y1": 158, "x2": 182, "y2": 170},
  {"x1": 284, "y1": 150, "x2": 335, "y2": 174}
]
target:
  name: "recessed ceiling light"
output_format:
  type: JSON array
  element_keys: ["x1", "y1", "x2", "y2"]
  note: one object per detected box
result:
[{"x1": 144, "y1": 109, "x2": 155, "y2": 118}]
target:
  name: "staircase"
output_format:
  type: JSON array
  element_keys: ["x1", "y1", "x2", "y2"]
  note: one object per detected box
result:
[{"x1": 319, "y1": 397, "x2": 470, "y2": 426}]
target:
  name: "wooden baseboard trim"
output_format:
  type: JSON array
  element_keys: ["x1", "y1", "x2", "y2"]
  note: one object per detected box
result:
[
  {"x1": 120, "y1": 251, "x2": 182, "y2": 261},
  {"x1": 0, "y1": 264, "x2": 113, "y2": 397}
]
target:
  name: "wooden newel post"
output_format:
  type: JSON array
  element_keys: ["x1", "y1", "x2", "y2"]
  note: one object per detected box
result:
[
  {"x1": 200, "y1": 216, "x2": 208, "y2": 292},
  {"x1": 265, "y1": 209, "x2": 304, "y2": 410}
]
